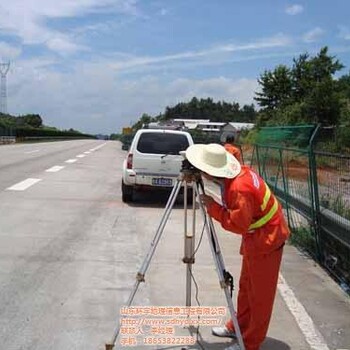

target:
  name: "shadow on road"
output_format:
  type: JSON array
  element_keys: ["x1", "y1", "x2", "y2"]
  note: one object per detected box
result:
[
  {"x1": 127, "y1": 190, "x2": 196, "y2": 210},
  {"x1": 260, "y1": 337, "x2": 291, "y2": 349}
]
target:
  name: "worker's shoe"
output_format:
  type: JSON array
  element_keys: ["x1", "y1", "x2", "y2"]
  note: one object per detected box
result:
[{"x1": 211, "y1": 326, "x2": 236, "y2": 338}]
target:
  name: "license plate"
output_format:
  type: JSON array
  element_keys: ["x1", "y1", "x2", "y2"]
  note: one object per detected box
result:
[{"x1": 152, "y1": 178, "x2": 173, "y2": 186}]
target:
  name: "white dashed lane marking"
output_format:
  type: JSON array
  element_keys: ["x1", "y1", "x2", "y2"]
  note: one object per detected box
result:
[
  {"x1": 6, "y1": 178, "x2": 42, "y2": 191},
  {"x1": 5, "y1": 144, "x2": 105, "y2": 192},
  {"x1": 24, "y1": 150, "x2": 40, "y2": 154},
  {"x1": 89, "y1": 143, "x2": 107, "y2": 152},
  {"x1": 45, "y1": 166, "x2": 65, "y2": 173}
]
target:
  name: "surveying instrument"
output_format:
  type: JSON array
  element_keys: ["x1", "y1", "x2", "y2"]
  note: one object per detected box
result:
[{"x1": 106, "y1": 155, "x2": 245, "y2": 350}]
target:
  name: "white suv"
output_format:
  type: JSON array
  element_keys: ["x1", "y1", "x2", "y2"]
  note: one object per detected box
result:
[{"x1": 122, "y1": 129, "x2": 194, "y2": 202}]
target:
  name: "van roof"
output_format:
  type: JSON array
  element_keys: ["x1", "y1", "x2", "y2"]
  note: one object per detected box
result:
[{"x1": 136, "y1": 129, "x2": 191, "y2": 135}]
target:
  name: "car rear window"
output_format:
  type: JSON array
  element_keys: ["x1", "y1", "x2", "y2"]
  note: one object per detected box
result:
[{"x1": 137, "y1": 132, "x2": 189, "y2": 155}]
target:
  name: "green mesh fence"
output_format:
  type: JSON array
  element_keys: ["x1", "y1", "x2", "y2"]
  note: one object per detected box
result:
[
  {"x1": 249, "y1": 125, "x2": 350, "y2": 293},
  {"x1": 250, "y1": 145, "x2": 318, "y2": 256},
  {"x1": 255, "y1": 125, "x2": 317, "y2": 148},
  {"x1": 314, "y1": 151, "x2": 350, "y2": 284}
]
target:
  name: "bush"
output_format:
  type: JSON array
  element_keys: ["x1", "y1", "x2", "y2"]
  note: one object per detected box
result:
[
  {"x1": 15, "y1": 126, "x2": 95, "y2": 139},
  {"x1": 241, "y1": 128, "x2": 259, "y2": 144}
]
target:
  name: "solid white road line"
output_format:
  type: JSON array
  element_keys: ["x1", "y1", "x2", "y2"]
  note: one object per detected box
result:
[
  {"x1": 45, "y1": 166, "x2": 65, "y2": 173},
  {"x1": 278, "y1": 274, "x2": 330, "y2": 350},
  {"x1": 84, "y1": 151, "x2": 91, "y2": 154},
  {"x1": 7, "y1": 178, "x2": 42, "y2": 191},
  {"x1": 76, "y1": 154, "x2": 85, "y2": 158},
  {"x1": 65, "y1": 159, "x2": 77, "y2": 163}
]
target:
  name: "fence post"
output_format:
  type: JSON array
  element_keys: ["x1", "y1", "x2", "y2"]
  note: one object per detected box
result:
[
  {"x1": 279, "y1": 148, "x2": 292, "y2": 228},
  {"x1": 308, "y1": 124, "x2": 323, "y2": 262},
  {"x1": 255, "y1": 145, "x2": 262, "y2": 175}
]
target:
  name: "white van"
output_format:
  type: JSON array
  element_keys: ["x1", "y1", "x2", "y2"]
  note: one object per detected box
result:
[{"x1": 122, "y1": 129, "x2": 194, "y2": 202}]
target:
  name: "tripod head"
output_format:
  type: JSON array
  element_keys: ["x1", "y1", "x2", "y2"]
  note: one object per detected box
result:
[{"x1": 179, "y1": 152, "x2": 202, "y2": 183}]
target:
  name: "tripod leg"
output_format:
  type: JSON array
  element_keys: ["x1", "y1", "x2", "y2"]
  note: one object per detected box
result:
[
  {"x1": 184, "y1": 181, "x2": 196, "y2": 307},
  {"x1": 106, "y1": 178, "x2": 183, "y2": 349},
  {"x1": 194, "y1": 181, "x2": 246, "y2": 350}
]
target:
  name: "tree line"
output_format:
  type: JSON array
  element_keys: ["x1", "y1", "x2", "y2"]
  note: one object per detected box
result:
[
  {"x1": 129, "y1": 99, "x2": 257, "y2": 132},
  {"x1": 0, "y1": 113, "x2": 95, "y2": 139}
]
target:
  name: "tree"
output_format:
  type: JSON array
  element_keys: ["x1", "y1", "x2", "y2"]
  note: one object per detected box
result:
[
  {"x1": 132, "y1": 113, "x2": 154, "y2": 130},
  {"x1": 241, "y1": 104, "x2": 257, "y2": 122},
  {"x1": 300, "y1": 47, "x2": 343, "y2": 125},
  {"x1": 255, "y1": 65, "x2": 293, "y2": 110},
  {"x1": 23, "y1": 114, "x2": 43, "y2": 128},
  {"x1": 255, "y1": 47, "x2": 345, "y2": 126},
  {"x1": 337, "y1": 72, "x2": 350, "y2": 99}
]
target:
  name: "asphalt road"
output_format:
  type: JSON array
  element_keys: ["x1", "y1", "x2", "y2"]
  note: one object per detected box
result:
[{"x1": 0, "y1": 140, "x2": 349, "y2": 350}]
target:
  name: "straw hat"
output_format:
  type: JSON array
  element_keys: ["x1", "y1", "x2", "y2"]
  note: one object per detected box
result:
[{"x1": 185, "y1": 143, "x2": 241, "y2": 178}]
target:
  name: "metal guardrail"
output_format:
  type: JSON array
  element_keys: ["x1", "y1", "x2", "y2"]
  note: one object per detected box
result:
[
  {"x1": 21, "y1": 136, "x2": 90, "y2": 141},
  {"x1": 0, "y1": 136, "x2": 16, "y2": 144},
  {"x1": 0, "y1": 135, "x2": 95, "y2": 145}
]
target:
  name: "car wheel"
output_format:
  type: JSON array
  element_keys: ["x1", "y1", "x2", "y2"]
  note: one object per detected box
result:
[{"x1": 122, "y1": 181, "x2": 134, "y2": 202}]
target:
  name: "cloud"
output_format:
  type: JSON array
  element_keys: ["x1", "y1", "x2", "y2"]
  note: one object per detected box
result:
[
  {"x1": 0, "y1": 42, "x2": 22, "y2": 60},
  {"x1": 8, "y1": 59, "x2": 258, "y2": 133},
  {"x1": 285, "y1": 4, "x2": 304, "y2": 15},
  {"x1": 0, "y1": 0, "x2": 139, "y2": 54},
  {"x1": 110, "y1": 33, "x2": 292, "y2": 73},
  {"x1": 46, "y1": 36, "x2": 86, "y2": 55},
  {"x1": 302, "y1": 27, "x2": 325, "y2": 43},
  {"x1": 338, "y1": 25, "x2": 350, "y2": 40},
  {"x1": 167, "y1": 77, "x2": 258, "y2": 107},
  {"x1": 159, "y1": 8, "x2": 168, "y2": 16}
]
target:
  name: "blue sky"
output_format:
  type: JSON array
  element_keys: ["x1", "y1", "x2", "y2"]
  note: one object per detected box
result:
[{"x1": 0, "y1": 0, "x2": 349, "y2": 134}]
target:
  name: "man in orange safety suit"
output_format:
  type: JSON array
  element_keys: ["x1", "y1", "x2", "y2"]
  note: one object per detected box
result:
[
  {"x1": 185, "y1": 143, "x2": 290, "y2": 350},
  {"x1": 223, "y1": 134, "x2": 243, "y2": 164}
]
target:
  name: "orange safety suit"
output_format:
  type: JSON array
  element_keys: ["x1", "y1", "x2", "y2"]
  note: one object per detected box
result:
[
  {"x1": 224, "y1": 143, "x2": 243, "y2": 164},
  {"x1": 206, "y1": 165, "x2": 290, "y2": 350}
]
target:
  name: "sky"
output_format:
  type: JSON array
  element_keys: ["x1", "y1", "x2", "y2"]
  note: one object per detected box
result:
[{"x1": 0, "y1": 0, "x2": 350, "y2": 134}]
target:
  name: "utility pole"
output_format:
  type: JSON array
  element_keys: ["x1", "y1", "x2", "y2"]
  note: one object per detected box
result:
[{"x1": 0, "y1": 62, "x2": 10, "y2": 114}]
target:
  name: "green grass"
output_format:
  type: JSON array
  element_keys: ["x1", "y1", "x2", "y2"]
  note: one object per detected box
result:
[{"x1": 289, "y1": 226, "x2": 317, "y2": 255}]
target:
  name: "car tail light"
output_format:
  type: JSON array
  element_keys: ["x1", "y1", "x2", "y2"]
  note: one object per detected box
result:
[{"x1": 127, "y1": 153, "x2": 133, "y2": 169}]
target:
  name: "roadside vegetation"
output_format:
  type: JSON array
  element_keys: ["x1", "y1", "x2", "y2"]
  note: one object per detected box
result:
[
  {"x1": 246, "y1": 47, "x2": 350, "y2": 152},
  {"x1": 0, "y1": 112, "x2": 95, "y2": 140}
]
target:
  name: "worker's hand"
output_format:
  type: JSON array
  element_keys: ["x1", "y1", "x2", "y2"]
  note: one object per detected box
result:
[{"x1": 199, "y1": 194, "x2": 215, "y2": 207}]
